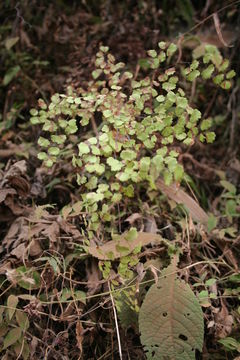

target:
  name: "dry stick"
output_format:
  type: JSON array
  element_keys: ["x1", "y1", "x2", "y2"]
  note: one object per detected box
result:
[
  {"x1": 213, "y1": 12, "x2": 234, "y2": 48},
  {"x1": 108, "y1": 281, "x2": 123, "y2": 360}
]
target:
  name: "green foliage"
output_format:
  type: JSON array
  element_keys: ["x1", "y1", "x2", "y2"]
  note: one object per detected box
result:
[
  {"x1": 208, "y1": 179, "x2": 240, "y2": 236},
  {"x1": 218, "y1": 337, "x2": 240, "y2": 353},
  {"x1": 30, "y1": 42, "x2": 234, "y2": 253},
  {"x1": 0, "y1": 294, "x2": 30, "y2": 359}
]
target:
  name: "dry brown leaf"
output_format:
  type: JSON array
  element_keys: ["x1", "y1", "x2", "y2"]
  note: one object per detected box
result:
[
  {"x1": 0, "y1": 261, "x2": 12, "y2": 275},
  {"x1": 4, "y1": 195, "x2": 26, "y2": 215},
  {"x1": 144, "y1": 216, "x2": 158, "y2": 234},
  {"x1": 42, "y1": 221, "x2": 60, "y2": 243},
  {"x1": 7, "y1": 175, "x2": 30, "y2": 197},
  {"x1": 0, "y1": 188, "x2": 17, "y2": 203},
  {"x1": 125, "y1": 213, "x2": 142, "y2": 224},
  {"x1": 28, "y1": 239, "x2": 43, "y2": 257},
  {"x1": 85, "y1": 259, "x2": 102, "y2": 295},
  {"x1": 11, "y1": 243, "x2": 26, "y2": 259},
  {"x1": 215, "y1": 300, "x2": 234, "y2": 339},
  {"x1": 88, "y1": 232, "x2": 163, "y2": 260},
  {"x1": 57, "y1": 217, "x2": 83, "y2": 241},
  {"x1": 157, "y1": 178, "x2": 208, "y2": 224},
  {"x1": 76, "y1": 321, "x2": 84, "y2": 355},
  {"x1": 2, "y1": 160, "x2": 27, "y2": 180}
]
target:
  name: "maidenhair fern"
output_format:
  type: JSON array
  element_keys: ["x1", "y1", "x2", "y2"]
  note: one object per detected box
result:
[
  {"x1": 30, "y1": 41, "x2": 234, "y2": 285},
  {"x1": 30, "y1": 42, "x2": 234, "y2": 245}
]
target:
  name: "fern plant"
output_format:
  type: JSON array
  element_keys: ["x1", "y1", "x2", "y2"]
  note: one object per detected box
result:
[{"x1": 30, "y1": 41, "x2": 234, "y2": 275}]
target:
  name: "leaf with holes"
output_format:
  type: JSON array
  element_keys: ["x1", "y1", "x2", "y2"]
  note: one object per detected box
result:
[{"x1": 139, "y1": 259, "x2": 204, "y2": 359}]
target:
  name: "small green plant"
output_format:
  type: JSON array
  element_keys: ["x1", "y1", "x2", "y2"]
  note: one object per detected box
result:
[{"x1": 31, "y1": 43, "x2": 234, "y2": 245}]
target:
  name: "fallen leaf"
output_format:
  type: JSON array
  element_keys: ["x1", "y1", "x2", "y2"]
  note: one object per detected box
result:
[
  {"x1": 85, "y1": 258, "x2": 102, "y2": 295},
  {"x1": 42, "y1": 221, "x2": 60, "y2": 243},
  {"x1": 11, "y1": 243, "x2": 26, "y2": 259},
  {"x1": 215, "y1": 300, "x2": 234, "y2": 338},
  {"x1": 125, "y1": 213, "x2": 142, "y2": 224},
  {"x1": 28, "y1": 239, "x2": 43, "y2": 257},
  {"x1": 144, "y1": 216, "x2": 158, "y2": 234},
  {"x1": 76, "y1": 321, "x2": 84, "y2": 355},
  {"x1": 157, "y1": 178, "x2": 208, "y2": 224},
  {"x1": 0, "y1": 188, "x2": 17, "y2": 203}
]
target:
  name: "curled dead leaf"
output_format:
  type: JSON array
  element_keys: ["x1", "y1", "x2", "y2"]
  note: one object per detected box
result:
[{"x1": 157, "y1": 178, "x2": 208, "y2": 224}]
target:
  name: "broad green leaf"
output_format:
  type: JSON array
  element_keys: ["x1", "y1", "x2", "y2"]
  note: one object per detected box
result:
[
  {"x1": 226, "y1": 199, "x2": 236, "y2": 216},
  {"x1": 205, "y1": 278, "x2": 216, "y2": 287},
  {"x1": 16, "y1": 266, "x2": 41, "y2": 290},
  {"x1": 174, "y1": 164, "x2": 184, "y2": 182},
  {"x1": 139, "y1": 260, "x2": 204, "y2": 359},
  {"x1": 5, "y1": 36, "x2": 19, "y2": 50},
  {"x1": 3, "y1": 65, "x2": 21, "y2": 86},
  {"x1": 15, "y1": 310, "x2": 29, "y2": 331},
  {"x1": 220, "y1": 180, "x2": 236, "y2": 194},
  {"x1": 3, "y1": 327, "x2": 22, "y2": 349},
  {"x1": 207, "y1": 214, "x2": 218, "y2": 232},
  {"x1": 218, "y1": 337, "x2": 240, "y2": 351},
  {"x1": 7, "y1": 295, "x2": 18, "y2": 320}
]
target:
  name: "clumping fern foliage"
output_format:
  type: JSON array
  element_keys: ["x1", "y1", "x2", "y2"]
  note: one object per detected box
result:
[{"x1": 30, "y1": 42, "x2": 234, "y2": 243}]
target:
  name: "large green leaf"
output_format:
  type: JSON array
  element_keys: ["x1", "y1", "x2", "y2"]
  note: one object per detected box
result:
[{"x1": 139, "y1": 259, "x2": 204, "y2": 359}]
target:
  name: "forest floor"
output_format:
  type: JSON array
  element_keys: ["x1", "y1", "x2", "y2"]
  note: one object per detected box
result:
[{"x1": 0, "y1": 1, "x2": 240, "y2": 359}]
